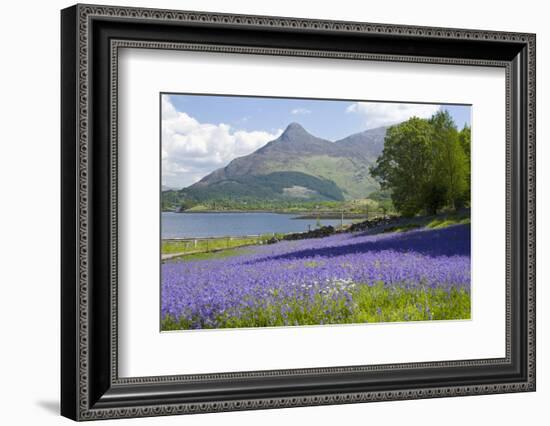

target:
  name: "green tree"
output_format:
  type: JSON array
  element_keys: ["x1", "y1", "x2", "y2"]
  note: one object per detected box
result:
[
  {"x1": 370, "y1": 111, "x2": 470, "y2": 216},
  {"x1": 178, "y1": 200, "x2": 197, "y2": 211},
  {"x1": 430, "y1": 111, "x2": 468, "y2": 210},
  {"x1": 458, "y1": 125, "x2": 471, "y2": 207},
  {"x1": 370, "y1": 118, "x2": 434, "y2": 216}
]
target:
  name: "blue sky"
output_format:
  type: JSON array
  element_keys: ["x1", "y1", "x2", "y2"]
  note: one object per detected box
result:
[
  {"x1": 162, "y1": 94, "x2": 471, "y2": 188},
  {"x1": 168, "y1": 94, "x2": 470, "y2": 141}
]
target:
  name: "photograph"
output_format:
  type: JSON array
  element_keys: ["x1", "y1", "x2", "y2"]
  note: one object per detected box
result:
[
  {"x1": 160, "y1": 94, "x2": 472, "y2": 331},
  {"x1": 57, "y1": 3, "x2": 536, "y2": 420}
]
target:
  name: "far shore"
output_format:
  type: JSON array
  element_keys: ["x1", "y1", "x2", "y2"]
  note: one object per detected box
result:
[
  {"x1": 162, "y1": 209, "x2": 373, "y2": 219},
  {"x1": 163, "y1": 209, "x2": 291, "y2": 214}
]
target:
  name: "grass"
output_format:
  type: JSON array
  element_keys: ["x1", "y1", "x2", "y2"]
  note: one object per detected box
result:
[
  {"x1": 162, "y1": 235, "x2": 273, "y2": 255},
  {"x1": 379, "y1": 212, "x2": 471, "y2": 234},
  {"x1": 382, "y1": 223, "x2": 422, "y2": 233},
  {"x1": 161, "y1": 283, "x2": 470, "y2": 330},
  {"x1": 169, "y1": 247, "x2": 252, "y2": 262},
  {"x1": 426, "y1": 215, "x2": 470, "y2": 229}
]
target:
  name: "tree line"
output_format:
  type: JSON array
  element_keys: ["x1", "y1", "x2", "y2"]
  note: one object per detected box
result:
[{"x1": 370, "y1": 110, "x2": 470, "y2": 216}]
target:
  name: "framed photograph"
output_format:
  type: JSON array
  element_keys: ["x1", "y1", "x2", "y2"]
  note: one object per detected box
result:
[{"x1": 61, "y1": 4, "x2": 536, "y2": 421}]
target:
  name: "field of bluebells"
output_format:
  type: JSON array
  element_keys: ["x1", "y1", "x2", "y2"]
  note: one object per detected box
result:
[{"x1": 161, "y1": 224, "x2": 471, "y2": 330}]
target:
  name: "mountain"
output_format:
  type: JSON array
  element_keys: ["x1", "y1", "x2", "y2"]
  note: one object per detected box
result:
[
  {"x1": 172, "y1": 122, "x2": 387, "y2": 205},
  {"x1": 335, "y1": 125, "x2": 386, "y2": 159}
]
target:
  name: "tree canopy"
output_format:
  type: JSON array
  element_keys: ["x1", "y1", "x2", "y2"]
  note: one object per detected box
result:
[{"x1": 370, "y1": 111, "x2": 470, "y2": 216}]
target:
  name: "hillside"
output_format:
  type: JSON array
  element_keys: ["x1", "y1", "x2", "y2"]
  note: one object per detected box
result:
[{"x1": 165, "y1": 122, "x2": 387, "y2": 207}]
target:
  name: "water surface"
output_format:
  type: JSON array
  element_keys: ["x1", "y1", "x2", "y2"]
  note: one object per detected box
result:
[{"x1": 161, "y1": 212, "x2": 353, "y2": 238}]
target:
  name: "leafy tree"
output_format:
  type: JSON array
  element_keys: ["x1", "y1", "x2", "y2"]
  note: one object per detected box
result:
[
  {"x1": 430, "y1": 111, "x2": 468, "y2": 210},
  {"x1": 178, "y1": 200, "x2": 196, "y2": 211},
  {"x1": 458, "y1": 125, "x2": 471, "y2": 207},
  {"x1": 459, "y1": 125, "x2": 471, "y2": 159},
  {"x1": 370, "y1": 118, "x2": 434, "y2": 216},
  {"x1": 370, "y1": 111, "x2": 470, "y2": 216}
]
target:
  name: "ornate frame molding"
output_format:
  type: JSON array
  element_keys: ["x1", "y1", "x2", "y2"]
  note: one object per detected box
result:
[{"x1": 61, "y1": 4, "x2": 536, "y2": 421}]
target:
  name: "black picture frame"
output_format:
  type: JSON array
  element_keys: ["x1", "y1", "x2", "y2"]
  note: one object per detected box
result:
[{"x1": 61, "y1": 4, "x2": 536, "y2": 421}]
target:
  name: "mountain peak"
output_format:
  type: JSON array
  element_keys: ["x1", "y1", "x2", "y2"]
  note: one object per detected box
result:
[
  {"x1": 281, "y1": 122, "x2": 309, "y2": 139},
  {"x1": 285, "y1": 121, "x2": 305, "y2": 130}
]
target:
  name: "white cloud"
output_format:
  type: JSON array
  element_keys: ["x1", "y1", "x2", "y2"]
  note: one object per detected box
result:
[
  {"x1": 291, "y1": 108, "x2": 311, "y2": 115},
  {"x1": 162, "y1": 96, "x2": 282, "y2": 189},
  {"x1": 346, "y1": 102, "x2": 440, "y2": 129}
]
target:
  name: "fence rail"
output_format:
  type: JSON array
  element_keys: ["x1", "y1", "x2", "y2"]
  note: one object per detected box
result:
[{"x1": 161, "y1": 234, "x2": 273, "y2": 258}]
